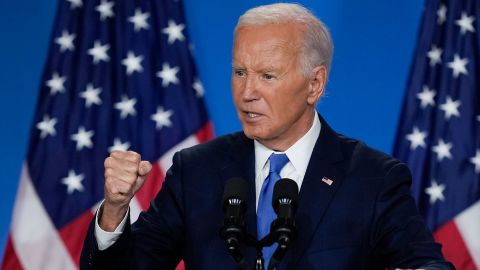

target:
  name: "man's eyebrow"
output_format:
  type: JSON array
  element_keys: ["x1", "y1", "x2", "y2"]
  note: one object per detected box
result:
[{"x1": 231, "y1": 65, "x2": 245, "y2": 70}]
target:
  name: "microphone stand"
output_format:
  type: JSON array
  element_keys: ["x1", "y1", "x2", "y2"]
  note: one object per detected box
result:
[
  {"x1": 243, "y1": 229, "x2": 281, "y2": 270},
  {"x1": 223, "y1": 224, "x2": 295, "y2": 270},
  {"x1": 248, "y1": 215, "x2": 297, "y2": 270}
]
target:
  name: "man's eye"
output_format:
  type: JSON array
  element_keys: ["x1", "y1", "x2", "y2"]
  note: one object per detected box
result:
[
  {"x1": 263, "y1": 73, "x2": 275, "y2": 80},
  {"x1": 234, "y1": 70, "x2": 246, "y2": 77}
]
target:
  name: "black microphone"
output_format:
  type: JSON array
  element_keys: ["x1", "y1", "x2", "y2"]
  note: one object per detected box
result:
[
  {"x1": 220, "y1": 177, "x2": 249, "y2": 269},
  {"x1": 269, "y1": 178, "x2": 299, "y2": 270}
]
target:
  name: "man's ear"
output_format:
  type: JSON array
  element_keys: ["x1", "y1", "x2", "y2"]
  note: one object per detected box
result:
[{"x1": 307, "y1": 65, "x2": 327, "y2": 105}]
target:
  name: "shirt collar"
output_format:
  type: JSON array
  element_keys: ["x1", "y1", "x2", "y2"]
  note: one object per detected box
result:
[{"x1": 254, "y1": 112, "x2": 321, "y2": 173}]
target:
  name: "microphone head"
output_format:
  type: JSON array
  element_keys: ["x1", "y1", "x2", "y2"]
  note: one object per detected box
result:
[
  {"x1": 222, "y1": 177, "x2": 248, "y2": 209},
  {"x1": 273, "y1": 178, "x2": 299, "y2": 212}
]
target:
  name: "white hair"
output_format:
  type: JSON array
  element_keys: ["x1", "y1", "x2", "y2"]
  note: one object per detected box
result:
[{"x1": 235, "y1": 3, "x2": 334, "y2": 76}]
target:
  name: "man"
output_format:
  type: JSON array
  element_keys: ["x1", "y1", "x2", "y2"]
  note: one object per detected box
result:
[{"x1": 81, "y1": 3, "x2": 453, "y2": 269}]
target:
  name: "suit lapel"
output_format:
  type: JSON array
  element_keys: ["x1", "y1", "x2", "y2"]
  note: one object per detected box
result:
[{"x1": 280, "y1": 115, "x2": 348, "y2": 269}]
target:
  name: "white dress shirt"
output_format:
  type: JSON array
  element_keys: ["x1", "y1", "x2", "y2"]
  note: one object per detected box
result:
[
  {"x1": 254, "y1": 112, "x2": 321, "y2": 210},
  {"x1": 95, "y1": 112, "x2": 321, "y2": 250},
  {"x1": 94, "y1": 202, "x2": 129, "y2": 250}
]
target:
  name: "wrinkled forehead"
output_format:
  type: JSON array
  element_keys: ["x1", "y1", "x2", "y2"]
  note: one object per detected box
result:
[{"x1": 232, "y1": 23, "x2": 304, "y2": 62}]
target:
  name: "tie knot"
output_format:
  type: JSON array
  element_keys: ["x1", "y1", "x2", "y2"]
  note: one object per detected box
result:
[{"x1": 269, "y1": 153, "x2": 289, "y2": 174}]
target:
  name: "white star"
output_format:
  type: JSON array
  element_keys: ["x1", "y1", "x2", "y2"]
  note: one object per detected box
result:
[
  {"x1": 128, "y1": 8, "x2": 150, "y2": 32},
  {"x1": 88, "y1": 40, "x2": 110, "y2": 64},
  {"x1": 96, "y1": 0, "x2": 114, "y2": 21},
  {"x1": 437, "y1": 4, "x2": 447, "y2": 25},
  {"x1": 439, "y1": 96, "x2": 461, "y2": 120},
  {"x1": 62, "y1": 170, "x2": 85, "y2": 194},
  {"x1": 193, "y1": 78, "x2": 204, "y2": 97},
  {"x1": 80, "y1": 84, "x2": 102, "y2": 107},
  {"x1": 426, "y1": 45, "x2": 442, "y2": 66},
  {"x1": 455, "y1": 12, "x2": 475, "y2": 34},
  {"x1": 71, "y1": 126, "x2": 94, "y2": 151},
  {"x1": 432, "y1": 139, "x2": 453, "y2": 161},
  {"x1": 46, "y1": 72, "x2": 67, "y2": 95},
  {"x1": 156, "y1": 63, "x2": 179, "y2": 87},
  {"x1": 55, "y1": 30, "x2": 75, "y2": 52},
  {"x1": 425, "y1": 180, "x2": 445, "y2": 204},
  {"x1": 122, "y1": 51, "x2": 144, "y2": 75},
  {"x1": 470, "y1": 150, "x2": 480, "y2": 174},
  {"x1": 162, "y1": 20, "x2": 185, "y2": 44},
  {"x1": 417, "y1": 86, "x2": 436, "y2": 108},
  {"x1": 477, "y1": 115, "x2": 480, "y2": 122},
  {"x1": 108, "y1": 138, "x2": 131, "y2": 153},
  {"x1": 114, "y1": 95, "x2": 137, "y2": 119},
  {"x1": 406, "y1": 126, "x2": 427, "y2": 150},
  {"x1": 447, "y1": 54, "x2": 469, "y2": 78},
  {"x1": 66, "y1": 0, "x2": 82, "y2": 9},
  {"x1": 36, "y1": 115, "x2": 57, "y2": 138},
  {"x1": 151, "y1": 106, "x2": 173, "y2": 129}
]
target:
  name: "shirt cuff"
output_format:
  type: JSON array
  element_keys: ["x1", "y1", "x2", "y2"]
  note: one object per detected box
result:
[{"x1": 94, "y1": 202, "x2": 129, "y2": 251}]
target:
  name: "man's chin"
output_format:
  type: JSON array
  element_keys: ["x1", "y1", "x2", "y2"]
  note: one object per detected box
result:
[
  {"x1": 242, "y1": 129, "x2": 262, "y2": 140},
  {"x1": 242, "y1": 129, "x2": 270, "y2": 143},
  {"x1": 242, "y1": 131, "x2": 256, "y2": 140}
]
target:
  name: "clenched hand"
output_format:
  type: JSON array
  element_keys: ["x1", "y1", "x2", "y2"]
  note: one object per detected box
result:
[{"x1": 99, "y1": 151, "x2": 152, "y2": 231}]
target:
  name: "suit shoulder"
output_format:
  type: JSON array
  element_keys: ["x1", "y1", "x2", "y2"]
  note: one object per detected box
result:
[
  {"x1": 338, "y1": 134, "x2": 408, "y2": 178},
  {"x1": 176, "y1": 132, "x2": 245, "y2": 163}
]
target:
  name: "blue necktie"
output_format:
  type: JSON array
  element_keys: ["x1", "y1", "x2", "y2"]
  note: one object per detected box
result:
[{"x1": 257, "y1": 153, "x2": 289, "y2": 268}]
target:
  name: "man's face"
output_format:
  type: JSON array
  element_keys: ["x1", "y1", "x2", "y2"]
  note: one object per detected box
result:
[{"x1": 232, "y1": 23, "x2": 324, "y2": 150}]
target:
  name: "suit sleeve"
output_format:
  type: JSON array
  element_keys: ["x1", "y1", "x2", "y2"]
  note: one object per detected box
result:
[
  {"x1": 80, "y1": 151, "x2": 186, "y2": 269},
  {"x1": 370, "y1": 162, "x2": 454, "y2": 270}
]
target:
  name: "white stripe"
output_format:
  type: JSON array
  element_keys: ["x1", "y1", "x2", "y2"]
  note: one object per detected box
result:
[
  {"x1": 129, "y1": 197, "x2": 143, "y2": 223},
  {"x1": 159, "y1": 135, "x2": 199, "y2": 172},
  {"x1": 11, "y1": 164, "x2": 76, "y2": 270},
  {"x1": 455, "y1": 200, "x2": 480, "y2": 268}
]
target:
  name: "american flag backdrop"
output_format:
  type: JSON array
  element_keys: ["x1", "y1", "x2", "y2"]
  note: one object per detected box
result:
[
  {"x1": 393, "y1": 0, "x2": 479, "y2": 269},
  {"x1": 1, "y1": 0, "x2": 213, "y2": 269}
]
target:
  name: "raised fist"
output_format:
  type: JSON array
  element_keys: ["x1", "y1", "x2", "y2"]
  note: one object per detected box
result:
[{"x1": 100, "y1": 151, "x2": 152, "y2": 231}]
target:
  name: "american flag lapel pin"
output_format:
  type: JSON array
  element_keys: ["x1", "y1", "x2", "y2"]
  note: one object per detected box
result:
[{"x1": 321, "y1": 176, "x2": 334, "y2": 186}]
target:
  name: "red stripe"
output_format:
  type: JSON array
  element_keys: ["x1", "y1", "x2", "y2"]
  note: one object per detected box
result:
[
  {"x1": 136, "y1": 163, "x2": 166, "y2": 210},
  {"x1": 195, "y1": 121, "x2": 214, "y2": 143},
  {"x1": 434, "y1": 220, "x2": 477, "y2": 270},
  {"x1": 176, "y1": 260, "x2": 185, "y2": 270},
  {"x1": 58, "y1": 211, "x2": 95, "y2": 268},
  {"x1": 1, "y1": 236, "x2": 24, "y2": 270}
]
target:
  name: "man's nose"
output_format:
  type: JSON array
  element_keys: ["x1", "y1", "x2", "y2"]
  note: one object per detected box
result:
[{"x1": 242, "y1": 75, "x2": 259, "y2": 102}]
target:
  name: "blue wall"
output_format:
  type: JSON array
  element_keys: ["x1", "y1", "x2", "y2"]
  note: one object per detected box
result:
[{"x1": 0, "y1": 0, "x2": 423, "y2": 260}]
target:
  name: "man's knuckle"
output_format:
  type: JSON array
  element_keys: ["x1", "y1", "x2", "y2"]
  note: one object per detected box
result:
[
  {"x1": 104, "y1": 176, "x2": 112, "y2": 184},
  {"x1": 104, "y1": 167, "x2": 113, "y2": 176},
  {"x1": 110, "y1": 151, "x2": 122, "y2": 158},
  {"x1": 104, "y1": 157, "x2": 112, "y2": 168},
  {"x1": 127, "y1": 151, "x2": 141, "y2": 163},
  {"x1": 125, "y1": 164, "x2": 138, "y2": 174}
]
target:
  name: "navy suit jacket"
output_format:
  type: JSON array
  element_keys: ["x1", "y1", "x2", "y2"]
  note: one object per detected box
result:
[{"x1": 81, "y1": 115, "x2": 453, "y2": 269}]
